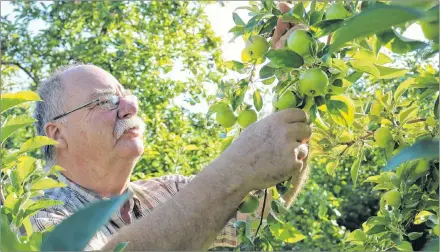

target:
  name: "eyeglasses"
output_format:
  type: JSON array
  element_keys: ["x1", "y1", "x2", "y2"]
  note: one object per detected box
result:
[{"x1": 51, "y1": 94, "x2": 138, "y2": 121}]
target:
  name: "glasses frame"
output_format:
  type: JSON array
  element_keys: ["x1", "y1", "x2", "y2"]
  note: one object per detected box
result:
[{"x1": 51, "y1": 95, "x2": 120, "y2": 121}]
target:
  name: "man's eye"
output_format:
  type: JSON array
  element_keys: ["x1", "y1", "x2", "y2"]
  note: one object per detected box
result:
[{"x1": 99, "y1": 99, "x2": 110, "y2": 105}]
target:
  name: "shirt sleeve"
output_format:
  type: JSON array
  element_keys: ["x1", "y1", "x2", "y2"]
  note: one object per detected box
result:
[{"x1": 156, "y1": 174, "x2": 239, "y2": 249}]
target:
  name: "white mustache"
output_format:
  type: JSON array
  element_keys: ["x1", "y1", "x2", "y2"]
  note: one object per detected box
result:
[{"x1": 114, "y1": 116, "x2": 146, "y2": 139}]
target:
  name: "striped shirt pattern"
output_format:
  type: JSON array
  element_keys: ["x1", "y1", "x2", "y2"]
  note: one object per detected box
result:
[{"x1": 27, "y1": 173, "x2": 238, "y2": 250}]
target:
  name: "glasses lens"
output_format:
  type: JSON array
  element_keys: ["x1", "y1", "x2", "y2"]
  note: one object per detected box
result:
[{"x1": 99, "y1": 95, "x2": 119, "y2": 110}]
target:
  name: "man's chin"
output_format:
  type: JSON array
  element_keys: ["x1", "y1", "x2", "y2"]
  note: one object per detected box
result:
[{"x1": 115, "y1": 137, "x2": 145, "y2": 158}]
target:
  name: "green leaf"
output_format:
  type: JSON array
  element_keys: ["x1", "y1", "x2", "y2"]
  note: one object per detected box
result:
[
  {"x1": 414, "y1": 210, "x2": 434, "y2": 225},
  {"x1": 398, "y1": 106, "x2": 418, "y2": 124},
  {"x1": 394, "y1": 78, "x2": 416, "y2": 101},
  {"x1": 383, "y1": 138, "x2": 439, "y2": 171},
  {"x1": 23, "y1": 199, "x2": 64, "y2": 219},
  {"x1": 41, "y1": 192, "x2": 130, "y2": 251},
  {"x1": 46, "y1": 165, "x2": 66, "y2": 177},
  {"x1": 224, "y1": 60, "x2": 244, "y2": 72},
  {"x1": 346, "y1": 229, "x2": 367, "y2": 242},
  {"x1": 31, "y1": 178, "x2": 66, "y2": 191},
  {"x1": 423, "y1": 238, "x2": 439, "y2": 252},
  {"x1": 326, "y1": 95, "x2": 355, "y2": 127},
  {"x1": 270, "y1": 222, "x2": 306, "y2": 244},
  {"x1": 1, "y1": 90, "x2": 42, "y2": 114},
  {"x1": 259, "y1": 64, "x2": 276, "y2": 79},
  {"x1": 265, "y1": 49, "x2": 304, "y2": 68},
  {"x1": 365, "y1": 224, "x2": 387, "y2": 235},
  {"x1": 1, "y1": 115, "x2": 36, "y2": 144},
  {"x1": 231, "y1": 85, "x2": 248, "y2": 111},
  {"x1": 27, "y1": 231, "x2": 43, "y2": 251},
  {"x1": 253, "y1": 90, "x2": 263, "y2": 112},
  {"x1": 4, "y1": 193, "x2": 19, "y2": 212},
  {"x1": 20, "y1": 136, "x2": 59, "y2": 154},
  {"x1": 388, "y1": 29, "x2": 429, "y2": 54},
  {"x1": 330, "y1": 5, "x2": 424, "y2": 53},
  {"x1": 349, "y1": 60, "x2": 380, "y2": 78},
  {"x1": 232, "y1": 12, "x2": 245, "y2": 26},
  {"x1": 113, "y1": 242, "x2": 129, "y2": 252},
  {"x1": 351, "y1": 145, "x2": 364, "y2": 187},
  {"x1": 310, "y1": 19, "x2": 344, "y2": 38},
  {"x1": 376, "y1": 65, "x2": 408, "y2": 79},
  {"x1": 395, "y1": 241, "x2": 413, "y2": 251},
  {"x1": 259, "y1": 16, "x2": 278, "y2": 35},
  {"x1": 245, "y1": 216, "x2": 252, "y2": 242},
  {"x1": 262, "y1": 76, "x2": 275, "y2": 85},
  {"x1": 1, "y1": 213, "x2": 28, "y2": 251},
  {"x1": 435, "y1": 95, "x2": 439, "y2": 119},
  {"x1": 407, "y1": 232, "x2": 423, "y2": 240},
  {"x1": 347, "y1": 49, "x2": 393, "y2": 65},
  {"x1": 16, "y1": 156, "x2": 38, "y2": 183},
  {"x1": 326, "y1": 161, "x2": 338, "y2": 175},
  {"x1": 346, "y1": 71, "x2": 363, "y2": 83}
]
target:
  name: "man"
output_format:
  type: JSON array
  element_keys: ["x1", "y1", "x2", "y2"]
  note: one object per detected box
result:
[{"x1": 30, "y1": 3, "x2": 311, "y2": 250}]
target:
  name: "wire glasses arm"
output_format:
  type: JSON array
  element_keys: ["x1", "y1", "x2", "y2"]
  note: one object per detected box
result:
[{"x1": 52, "y1": 98, "x2": 100, "y2": 121}]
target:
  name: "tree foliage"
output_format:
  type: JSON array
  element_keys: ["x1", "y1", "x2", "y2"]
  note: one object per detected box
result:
[{"x1": 1, "y1": 0, "x2": 439, "y2": 251}]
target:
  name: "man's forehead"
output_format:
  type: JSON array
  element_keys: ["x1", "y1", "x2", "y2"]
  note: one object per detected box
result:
[
  {"x1": 88, "y1": 87, "x2": 128, "y2": 100},
  {"x1": 61, "y1": 65, "x2": 124, "y2": 99}
]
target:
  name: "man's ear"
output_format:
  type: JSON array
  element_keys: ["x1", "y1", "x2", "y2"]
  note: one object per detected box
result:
[{"x1": 44, "y1": 122, "x2": 68, "y2": 149}]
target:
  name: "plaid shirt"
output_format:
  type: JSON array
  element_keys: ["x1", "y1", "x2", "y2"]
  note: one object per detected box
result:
[{"x1": 27, "y1": 173, "x2": 238, "y2": 250}]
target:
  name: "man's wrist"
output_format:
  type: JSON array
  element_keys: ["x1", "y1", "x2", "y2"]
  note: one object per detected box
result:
[{"x1": 205, "y1": 155, "x2": 250, "y2": 198}]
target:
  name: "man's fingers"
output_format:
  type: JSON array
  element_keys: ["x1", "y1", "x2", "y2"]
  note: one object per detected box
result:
[
  {"x1": 272, "y1": 2, "x2": 292, "y2": 49},
  {"x1": 295, "y1": 143, "x2": 309, "y2": 161},
  {"x1": 278, "y1": 108, "x2": 309, "y2": 124},
  {"x1": 288, "y1": 122, "x2": 312, "y2": 143},
  {"x1": 279, "y1": 2, "x2": 291, "y2": 13}
]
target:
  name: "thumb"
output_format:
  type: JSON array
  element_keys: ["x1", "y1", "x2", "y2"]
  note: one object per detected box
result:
[{"x1": 272, "y1": 2, "x2": 293, "y2": 49}]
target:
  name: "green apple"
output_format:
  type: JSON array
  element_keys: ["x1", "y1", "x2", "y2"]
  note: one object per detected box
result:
[
  {"x1": 298, "y1": 68, "x2": 329, "y2": 96},
  {"x1": 237, "y1": 109, "x2": 258, "y2": 128},
  {"x1": 216, "y1": 109, "x2": 236, "y2": 128},
  {"x1": 239, "y1": 195, "x2": 259, "y2": 213},
  {"x1": 326, "y1": 3, "x2": 348, "y2": 20},
  {"x1": 275, "y1": 91, "x2": 297, "y2": 110},
  {"x1": 383, "y1": 189, "x2": 401, "y2": 207},
  {"x1": 244, "y1": 35, "x2": 269, "y2": 60},
  {"x1": 287, "y1": 30, "x2": 315, "y2": 57},
  {"x1": 374, "y1": 127, "x2": 393, "y2": 148},
  {"x1": 374, "y1": 127, "x2": 393, "y2": 147}
]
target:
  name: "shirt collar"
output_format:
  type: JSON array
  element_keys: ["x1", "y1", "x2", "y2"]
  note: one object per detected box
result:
[{"x1": 55, "y1": 172, "x2": 137, "y2": 203}]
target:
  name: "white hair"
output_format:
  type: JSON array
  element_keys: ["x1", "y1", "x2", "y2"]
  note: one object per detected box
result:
[{"x1": 33, "y1": 63, "x2": 90, "y2": 164}]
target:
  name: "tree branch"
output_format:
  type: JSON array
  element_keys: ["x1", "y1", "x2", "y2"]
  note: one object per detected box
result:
[{"x1": 1, "y1": 61, "x2": 39, "y2": 85}]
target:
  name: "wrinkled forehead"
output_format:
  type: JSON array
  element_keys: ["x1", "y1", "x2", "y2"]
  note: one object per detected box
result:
[{"x1": 61, "y1": 66, "x2": 125, "y2": 107}]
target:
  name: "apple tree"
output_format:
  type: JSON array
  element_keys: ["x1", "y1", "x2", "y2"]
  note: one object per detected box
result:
[{"x1": 208, "y1": 1, "x2": 439, "y2": 250}]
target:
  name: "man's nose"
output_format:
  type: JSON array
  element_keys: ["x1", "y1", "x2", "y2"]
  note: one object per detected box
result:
[{"x1": 117, "y1": 96, "x2": 138, "y2": 119}]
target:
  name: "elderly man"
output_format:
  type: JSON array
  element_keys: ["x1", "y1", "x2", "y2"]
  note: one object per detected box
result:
[{"x1": 30, "y1": 3, "x2": 311, "y2": 251}]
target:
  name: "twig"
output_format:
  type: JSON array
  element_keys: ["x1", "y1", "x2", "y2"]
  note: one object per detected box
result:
[
  {"x1": 1, "y1": 61, "x2": 39, "y2": 85},
  {"x1": 248, "y1": 63, "x2": 258, "y2": 91},
  {"x1": 255, "y1": 189, "x2": 268, "y2": 237},
  {"x1": 407, "y1": 118, "x2": 427, "y2": 124},
  {"x1": 339, "y1": 131, "x2": 374, "y2": 156}
]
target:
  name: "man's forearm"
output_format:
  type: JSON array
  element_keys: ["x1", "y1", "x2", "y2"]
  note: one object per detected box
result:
[{"x1": 102, "y1": 157, "x2": 250, "y2": 251}]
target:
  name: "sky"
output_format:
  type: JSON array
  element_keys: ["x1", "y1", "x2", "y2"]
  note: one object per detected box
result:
[{"x1": 0, "y1": 1, "x2": 430, "y2": 114}]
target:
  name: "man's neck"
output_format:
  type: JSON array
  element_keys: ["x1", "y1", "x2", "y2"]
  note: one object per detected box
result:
[{"x1": 57, "y1": 157, "x2": 136, "y2": 198}]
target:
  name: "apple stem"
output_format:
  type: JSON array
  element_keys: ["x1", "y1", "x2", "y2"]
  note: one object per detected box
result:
[{"x1": 254, "y1": 188, "x2": 268, "y2": 239}]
